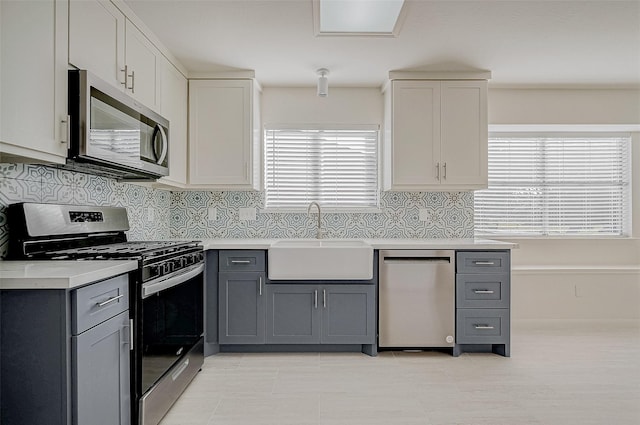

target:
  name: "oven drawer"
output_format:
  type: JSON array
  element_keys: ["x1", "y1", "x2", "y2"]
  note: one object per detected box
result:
[
  {"x1": 456, "y1": 251, "x2": 510, "y2": 274},
  {"x1": 219, "y1": 250, "x2": 265, "y2": 272},
  {"x1": 456, "y1": 274, "x2": 510, "y2": 309},
  {"x1": 72, "y1": 273, "x2": 129, "y2": 335},
  {"x1": 456, "y1": 309, "x2": 510, "y2": 344}
]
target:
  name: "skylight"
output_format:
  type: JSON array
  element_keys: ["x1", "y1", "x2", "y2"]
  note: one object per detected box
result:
[{"x1": 314, "y1": 0, "x2": 406, "y2": 36}]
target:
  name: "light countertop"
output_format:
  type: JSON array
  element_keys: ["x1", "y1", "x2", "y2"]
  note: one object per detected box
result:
[
  {"x1": 200, "y1": 238, "x2": 518, "y2": 250},
  {"x1": 0, "y1": 260, "x2": 138, "y2": 290}
]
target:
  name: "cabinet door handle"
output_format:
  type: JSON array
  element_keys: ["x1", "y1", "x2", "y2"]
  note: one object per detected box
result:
[
  {"x1": 323, "y1": 289, "x2": 326, "y2": 308},
  {"x1": 97, "y1": 294, "x2": 123, "y2": 307},
  {"x1": 121, "y1": 65, "x2": 128, "y2": 87},
  {"x1": 473, "y1": 290, "x2": 495, "y2": 294},
  {"x1": 258, "y1": 276, "x2": 262, "y2": 296},
  {"x1": 474, "y1": 261, "x2": 495, "y2": 266},
  {"x1": 122, "y1": 66, "x2": 135, "y2": 92},
  {"x1": 436, "y1": 162, "x2": 440, "y2": 180},
  {"x1": 443, "y1": 162, "x2": 447, "y2": 180},
  {"x1": 231, "y1": 260, "x2": 251, "y2": 264},
  {"x1": 314, "y1": 290, "x2": 318, "y2": 309},
  {"x1": 474, "y1": 325, "x2": 495, "y2": 330},
  {"x1": 60, "y1": 115, "x2": 70, "y2": 144}
]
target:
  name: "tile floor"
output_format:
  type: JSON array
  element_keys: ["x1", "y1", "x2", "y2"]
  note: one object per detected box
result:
[{"x1": 159, "y1": 321, "x2": 640, "y2": 425}]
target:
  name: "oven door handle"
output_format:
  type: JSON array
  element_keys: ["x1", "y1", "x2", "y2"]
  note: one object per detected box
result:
[{"x1": 142, "y1": 263, "x2": 204, "y2": 298}]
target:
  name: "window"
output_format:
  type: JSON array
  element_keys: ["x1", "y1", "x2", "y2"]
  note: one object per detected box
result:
[
  {"x1": 474, "y1": 134, "x2": 631, "y2": 236},
  {"x1": 264, "y1": 126, "x2": 379, "y2": 210}
]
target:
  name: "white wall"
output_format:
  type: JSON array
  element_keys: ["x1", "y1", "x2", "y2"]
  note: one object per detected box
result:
[
  {"x1": 489, "y1": 88, "x2": 640, "y2": 125},
  {"x1": 488, "y1": 88, "x2": 640, "y2": 321},
  {"x1": 262, "y1": 87, "x2": 383, "y2": 126}
]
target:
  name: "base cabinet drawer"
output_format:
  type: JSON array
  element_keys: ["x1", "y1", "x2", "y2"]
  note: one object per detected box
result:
[
  {"x1": 219, "y1": 250, "x2": 265, "y2": 272},
  {"x1": 456, "y1": 309, "x2": 509, "y2": 344},
  {"x1": 456, "y1": 274, "x2": 510, "y2": 309},
  {"x1": 457, "y1": 251, "x2": 510, "y2": 274},
  {"x1": 72, "y1": 274, "x2": 129, "y2": 334}
]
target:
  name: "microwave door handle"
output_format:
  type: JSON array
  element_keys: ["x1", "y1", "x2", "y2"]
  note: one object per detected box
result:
[{"x1": 151, "y1": 124, "x2": 168, "y2": 165}]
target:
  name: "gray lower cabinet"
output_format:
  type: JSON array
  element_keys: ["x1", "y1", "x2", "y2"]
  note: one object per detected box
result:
[
  {"x1": 218, "y1": 271, "x2": 266, "y2": 344},
  {"x1": 0, "y1": 273, "x2": 131, "y2": 425},
  {"x1": 204, "y1": 250, "x2": 219, "y2": 355},
  {"x1": 218, "y1": 250, "x2": 266, "y2": 344},
  {"x1": 454, "y1": 250, "x2": 511, "y2": 357},
  {"x1": 266, "y1": 284, "x2": 376, "y2": 345},
  {"x1": 73, "y1": 311, "x2": 130, "y2": 425},
  {"x1": 266, "y1": 285, "x2": 319, "y2": 344}
]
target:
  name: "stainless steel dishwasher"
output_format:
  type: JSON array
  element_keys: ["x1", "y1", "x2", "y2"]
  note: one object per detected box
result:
[{"x1": 379, "y1": 250, "x2": 455, "y2": 348}]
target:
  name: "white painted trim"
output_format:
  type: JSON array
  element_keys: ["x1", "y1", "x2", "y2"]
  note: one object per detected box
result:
[
  {"x1": 490, "y1": 124, "x2": 640, "y2": 133},
  {"x1": 188, "y1": 70, "x2": 256, "y2": 80},
  {"x1": 389, "y1": 70, "x2": 492, "y2": 80},
  {"x1": 512, "y1": 266, "x2": 640, "y2": 275}
]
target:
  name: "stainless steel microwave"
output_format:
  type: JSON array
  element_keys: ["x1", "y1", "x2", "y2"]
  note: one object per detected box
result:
[{"x1": 66, "y1": 69, "x2": 169, "y2": 180}]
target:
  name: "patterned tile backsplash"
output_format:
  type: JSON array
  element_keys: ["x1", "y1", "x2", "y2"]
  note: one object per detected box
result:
[{"x1": 0, "y1": 163, "x2": 474, "y2": 258}]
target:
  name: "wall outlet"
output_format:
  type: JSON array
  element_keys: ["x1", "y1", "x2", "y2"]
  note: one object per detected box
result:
[
  {"x1": 207, "y1": 207, "x2": 217, "y2": 221},
  {"x1": 147, "y1": 207, "x2": 155, "y2": 222},
  {"x1": 419, "y1": 209, "x2": 429, "y2": 221},
  {"x1": 239, "y1": 207, "x2": 257, "y2": 221}
]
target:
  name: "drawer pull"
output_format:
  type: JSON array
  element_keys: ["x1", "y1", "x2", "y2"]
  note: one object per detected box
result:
[
  {"x1": 474, "y1": 324, "x2": 495, "y2": 330},
  {"x1": 473, "y1": 290, "x2": 495, "y2": 294},
  {"x1": 474, "y1": 261, "x2": 495, "y2": 266},
  {"x1": 96, "y1": 294, "x2": 123, "y2": 307},
  {"x1": 230, "y1": 260, "x2": 251, "y2": 264}
]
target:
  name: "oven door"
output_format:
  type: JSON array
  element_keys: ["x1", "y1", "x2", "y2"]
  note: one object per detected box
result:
[{"x1": 138, "y1": 262, "x2": 204, "y2": 425}]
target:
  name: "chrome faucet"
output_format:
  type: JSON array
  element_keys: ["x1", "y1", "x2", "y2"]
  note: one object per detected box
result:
[{"x1": 307, "y1": 201, "x2": 323, "y2": 239}]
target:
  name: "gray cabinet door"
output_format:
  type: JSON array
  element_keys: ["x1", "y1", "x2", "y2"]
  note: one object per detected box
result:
[
  {"x1": 219, "y1": 271, "x2": 265, "y2": 344},
  {"x1": 265, "y1": 285, "x2": 320, "y2": 344},
  {"x1": 205, "y1": 250, "x2": 219, "y2": 344},
  {"x1": 321, "y1": 285, "x2": 376, "y2": 344},
  {"x1": 73, "y1": 310, "x2": 130, "y2": 425}
]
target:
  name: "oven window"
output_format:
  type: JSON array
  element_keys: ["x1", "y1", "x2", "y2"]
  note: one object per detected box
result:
[{"x1": 141, "y1": 272, "x2": 203, "y2": 393}]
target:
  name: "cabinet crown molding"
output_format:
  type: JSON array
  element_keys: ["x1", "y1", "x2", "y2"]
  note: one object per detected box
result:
[{"x1": 389, "y1": 70, "x2": 492, "y2": 80}]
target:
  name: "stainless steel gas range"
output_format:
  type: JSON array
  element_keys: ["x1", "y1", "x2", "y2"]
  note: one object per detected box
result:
[{"x1": 7, "y1": 202, "x2": 204, "y2": 425}]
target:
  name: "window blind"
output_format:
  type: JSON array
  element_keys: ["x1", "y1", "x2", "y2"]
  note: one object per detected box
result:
[
  {"x1": 474, "y1": 135, "x2": 631, "y2": 236},
  {"x1": 264, "y1": 127, "x2": 379, "y2": 209}
]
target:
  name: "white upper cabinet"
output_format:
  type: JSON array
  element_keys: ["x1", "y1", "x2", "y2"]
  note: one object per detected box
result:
[
  {"x1": 157, "y1": 58, "x2": 188, "y2": 187},
  {"x1": 188, "y1": 79, "x2": 261, "y2": 190},
  {"x1": 0, "y1": 0, "x2": 69, "y2": 163},
  {"x1": 124, "y1": 19, "x2": 161, "y2": 110},
  {"x1": 440, "y1": 81, "x2": 488, "y2": 187},
  {"x1": 69, "y1": 0, "x2": 125, "y2": 89},
  {"x1": 383, "y1": 78, "x2": 488, "y2": 191},
  {"x1": 69, "y1": 0, "x2": 161, "y2": 110}
]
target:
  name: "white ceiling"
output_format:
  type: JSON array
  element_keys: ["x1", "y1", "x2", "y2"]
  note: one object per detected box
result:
[{"x1": 124, "y1": 0, "x2": 640, "y2": 88}]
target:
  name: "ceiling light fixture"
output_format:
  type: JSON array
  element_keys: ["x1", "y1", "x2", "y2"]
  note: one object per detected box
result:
[{"x1": 317, "y1": 68, "x2": 329, "y2": 97}]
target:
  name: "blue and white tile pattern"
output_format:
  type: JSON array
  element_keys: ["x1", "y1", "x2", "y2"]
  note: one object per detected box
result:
[{"x1": 0, "y1": 163, "x2": 474, "y2": 259}]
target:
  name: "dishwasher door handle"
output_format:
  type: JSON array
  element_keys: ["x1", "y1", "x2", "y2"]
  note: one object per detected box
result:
[{"x1": 383, "y1": 257, "x2": 451, "y2": 264}]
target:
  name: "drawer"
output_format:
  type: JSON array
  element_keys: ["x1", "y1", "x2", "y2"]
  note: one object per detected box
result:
[
  {"x1": 456, "y1": 274, "x2": 510, "y2": 309},
  {"x1": 219, "y1": 250, "x2": 265, "y2": 272},
  {"x1": 72, "y1": 273, "x2": 129, "y2": 335},
  {"x1": 456, "y1": 251, "x2": 510, "y2": 274},
  {"x1": 456, "y1": 309, "x2": 509, "y2": 344}
]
